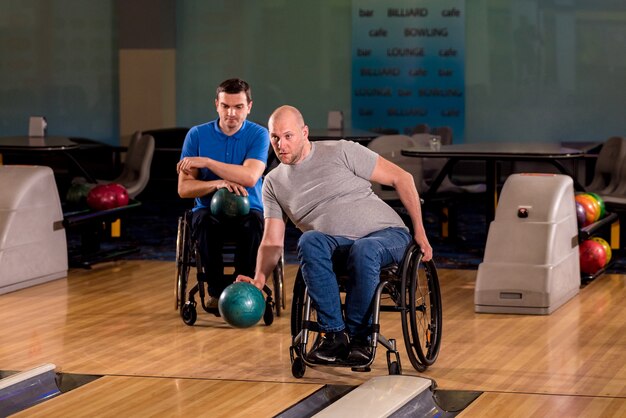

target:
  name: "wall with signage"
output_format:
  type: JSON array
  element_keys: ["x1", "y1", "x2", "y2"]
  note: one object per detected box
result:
[
  {"x1": 2, "y1": 2, "x2": 626, "y2": 145},
  {"x1": 352, "y1": 1, "x2": 465, "y2": 141}
]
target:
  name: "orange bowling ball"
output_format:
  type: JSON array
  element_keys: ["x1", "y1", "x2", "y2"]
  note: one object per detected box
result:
[{"x1": 575, "y1": 194, "x2": 600, "y2": 226}]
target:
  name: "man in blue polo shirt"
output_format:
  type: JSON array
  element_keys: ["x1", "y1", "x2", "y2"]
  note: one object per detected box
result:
[{"x1": 177, "y1": 78, "x2": 269, "y2": 311}]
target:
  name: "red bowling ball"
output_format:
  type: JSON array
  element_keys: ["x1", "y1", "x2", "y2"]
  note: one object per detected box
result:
[
  {"x1": 579, "y1": 239, "x2": 607, "y2": 275},
  {"x1": 86, "y1": 183, "x2": 129, "y2": 211},
  {"x1": 107, "y1": 183, "x2": 130, "y2": 207}
]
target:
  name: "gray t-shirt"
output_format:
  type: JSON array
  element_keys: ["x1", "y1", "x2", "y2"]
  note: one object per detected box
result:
[{"x1": 263, "y1": 140, "x2": 408, "y2": 239}]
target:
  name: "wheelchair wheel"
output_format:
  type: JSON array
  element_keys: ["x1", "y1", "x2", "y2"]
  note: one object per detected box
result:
[
  {"x1": 388, "y1": 361, "x2": 401, "y2": 376},
  {"x1": 291, "y1": 356, "x2": 306, "y2": 378},
  {"x1": 181, "y1": 301, "x2": 197, "y2": 326},
  {"x1": 290, "y1": 269, "x2": 313, "y2": 378},
  {"x1": 175, "y1": 214, "x2": 191, "y2": 311},
  {"x1": 263, "y1": 300, "x2": 275, "y2": 326},
  {"x1": 290, "y1": 269, "x2": 307, "y2": 339},
  {"x1": 272, "y1": 255, "x2": 284, "y2": 317},
  {"x1": 400, "y1": 245, "x2": 443, "y2": 372},
  {"x1": 386, "y1": 344, "x2": 403, "y2": 375}
]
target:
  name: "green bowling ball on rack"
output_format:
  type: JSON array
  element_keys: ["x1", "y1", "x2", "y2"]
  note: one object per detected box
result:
[
  {"x1": 210, "y1": 188, "x2": 250, "y2": 218},
  {"x1": 66, "y1": 182, "x2": 95, "y2": 206}
]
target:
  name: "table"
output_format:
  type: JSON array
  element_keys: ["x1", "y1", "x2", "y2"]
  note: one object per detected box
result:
[
  {"x1": 63, "y1": 200, "x2": 142, "y2": 268},
  {"x1": 0, "y1": 136, "x2": 98, "y2": 183},
  {"x1": 401, "y1": 142, "x2": 587, "y2": 227},
  {"x1": 1, "y1": 136, "x2": 139, "y2": 268},
  {"x1": 308, "y1": 128, "x2": 379, "y2": 144},
  {"x1": 0, "y1": 136, "x2": 79, "y2": 150}
]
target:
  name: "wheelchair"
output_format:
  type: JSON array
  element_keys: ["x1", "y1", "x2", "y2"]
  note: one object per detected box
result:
[
  {"x1": 174, "y1": 209, "x2": 285, "y2": 326},
  {"x1": 289, "y1": 241, "x2": 442, "y2": 377}
]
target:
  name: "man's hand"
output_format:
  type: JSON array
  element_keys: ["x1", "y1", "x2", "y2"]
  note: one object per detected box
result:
[
  {"x1": 177, "y1": 157, "x2": 248, "y2": 196},
  {"x1": 216, "y1": 180, "x2": 248, "y2": 196},
  {"x1": 415, "y1": 234, "x2": 433, "y2": 262},
  {"x1": 177, "y1": 157, "x2": 209, "y2": 175},
  {"x1": 236, "y1": 274, "x2": 265, "y2": 290}
]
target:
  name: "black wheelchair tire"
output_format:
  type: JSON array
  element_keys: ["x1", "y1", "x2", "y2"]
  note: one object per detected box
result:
[
  {"x1": 181, "y1": 302, "x2": 197, "y2": 326},
  {"x1": 263, "y1": 301, "x2": 275, "y2": 326},
  {"x1": 291, "y1": 356, "x2": 306, "y2": 378},
  {"x1": 175, "y1": 215, "x2": 191, "y2": 311},
  {"x1": 290, "y1": 269, "x2": 306, "y2": 339},
  {"x1": 272, "y1": 258, "x2": 284, "y2": 317},
  {"x1": 401, "y1": 249, "x2": 443, "y2": 371},
  {"x1": 415, "y1": 259, "x2": 442, "y2": 365},
  {"x1": 388, "y1": 361, "x2": 401, "y2": 375}
]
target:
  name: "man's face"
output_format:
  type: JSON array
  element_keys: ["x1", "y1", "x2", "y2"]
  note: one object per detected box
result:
[
  {"x1": 215, "y1": 92, "x2": 252, "y2": 134},
  {"x1": 269, "y1": 113, "x2": 309, "y2": 165}
]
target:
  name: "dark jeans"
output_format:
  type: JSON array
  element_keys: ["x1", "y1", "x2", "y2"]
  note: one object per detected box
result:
[{"x1": 192, "y1": 208, "x2": 263, "y2": 297}]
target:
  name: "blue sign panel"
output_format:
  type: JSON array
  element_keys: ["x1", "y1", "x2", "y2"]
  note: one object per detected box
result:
[{"x1": 352, "y1": 1, "x2": 465, "y2": 141}]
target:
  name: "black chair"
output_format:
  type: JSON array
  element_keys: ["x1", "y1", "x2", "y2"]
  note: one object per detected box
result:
[
  {"x1": 587, "y1": 136, "x2": 626, "y2": 195},
  {"x1": 141, "y1": 127, "x2": 190, "y2": 200},
  {"x1": 289, "y1": 242, "x2": 442, "y2": 377},
  {"x1": 174, "y1": 210, "x2": 285, "y2": 326}
]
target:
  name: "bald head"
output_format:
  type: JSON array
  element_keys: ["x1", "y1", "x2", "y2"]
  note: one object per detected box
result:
[
  {"x1": 268, "y1": 105, "x2": 311, "y2": 165},
  {"x1": 269, "y1": 105, "x2": 305, "y2": 128}
]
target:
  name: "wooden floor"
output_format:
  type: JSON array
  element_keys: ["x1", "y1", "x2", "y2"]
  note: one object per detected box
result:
[{"x1": 1, "y1": 261, "x2": 625, "y2": 417}]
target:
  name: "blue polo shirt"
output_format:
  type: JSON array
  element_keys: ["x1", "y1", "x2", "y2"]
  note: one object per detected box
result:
[{"x1": 180, "y1": 119, "x2": 270, "y2": 212}]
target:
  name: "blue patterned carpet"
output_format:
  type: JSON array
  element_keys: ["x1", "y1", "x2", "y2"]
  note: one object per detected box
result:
[{"x1": 67, "y1": 197, "x2": 623, "y2": 274}]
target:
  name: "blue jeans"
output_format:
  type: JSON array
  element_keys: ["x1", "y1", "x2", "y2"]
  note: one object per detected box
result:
[{"x1": 297, "y1": 227, "x2": 411, "y2": 339}]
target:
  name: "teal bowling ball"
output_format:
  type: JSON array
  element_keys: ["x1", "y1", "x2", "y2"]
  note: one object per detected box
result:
[
  {"x1": 210, "y1": 188, "x2": 250, "y2": 217},
  {"x1": 218, "y1": 282, "x2": 265, "y2": 328}
]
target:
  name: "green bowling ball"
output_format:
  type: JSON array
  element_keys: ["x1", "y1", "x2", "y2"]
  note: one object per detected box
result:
[
  {"x1": 218, "y1": 282, "x2": 265, "y2": 328},
  {"x1": 66, "y1": 182, "x2": 95, "y2": 206},
  {"x1": 210, "y1": 188, "x2": 250, "y2": 217}
]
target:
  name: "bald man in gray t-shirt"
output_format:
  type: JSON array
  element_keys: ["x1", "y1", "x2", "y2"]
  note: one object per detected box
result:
[
  {"x1": 263, "y1": 140, "x2": 407, "y2": 239},
  {"x1": 237, "y1": 105, "x2": 432, "y2": 365}
]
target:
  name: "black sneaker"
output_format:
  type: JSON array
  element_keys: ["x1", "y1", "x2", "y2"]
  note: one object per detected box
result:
[
  {"x1": 347, "y1": 338, "x2": 372, "y2": 365},
  {"x1": 307, "y1": 331, "x2": 349, "y2": 364}
]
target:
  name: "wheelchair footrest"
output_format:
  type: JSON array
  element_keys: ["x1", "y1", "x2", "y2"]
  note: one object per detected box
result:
[
  {"x1": 199, "y1": 300, "x2": 220, "y2": 316},
  {"x1": 303, "y1": 355, "x2": 373, "y2": 368}
]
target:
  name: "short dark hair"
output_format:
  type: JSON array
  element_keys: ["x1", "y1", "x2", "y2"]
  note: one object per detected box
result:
[{"x1": 216, "y1": 78, "x2": 252, "y2": 103}]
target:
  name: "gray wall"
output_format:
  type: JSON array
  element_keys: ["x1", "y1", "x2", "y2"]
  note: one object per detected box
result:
[
  {"x1": 1, "y1": 0, "x2": 625, "y2": 144},
  {"x1": 0, "y1": 0, "x2": 117, "y2": 144}
]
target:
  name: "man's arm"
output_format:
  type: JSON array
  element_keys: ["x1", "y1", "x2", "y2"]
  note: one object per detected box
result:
[
  {"x1": 236, "y1": 217, "x2": 285, "y2": 290},
  {"x1": 177, "y1": 157, "x2": 266, "y2": 188},
  {"x1": 369, "y1": 156, "x2": 433, "y2": 261},
  {"x1": 177, "y1": 166, "x2": 247, "y2": 198}
]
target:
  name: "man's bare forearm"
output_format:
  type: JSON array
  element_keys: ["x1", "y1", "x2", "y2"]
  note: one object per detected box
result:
[
  {"x1": 204, "y1": 158, "x2": 260, "y2": 187},
  {"x1": 254, "y1": 244, "x2": 284, "y2": 287}
]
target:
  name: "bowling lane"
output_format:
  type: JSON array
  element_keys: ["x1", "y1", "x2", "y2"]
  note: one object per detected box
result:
[{"x1": 10, "y1": 376, "x2": 323, "y2": 417}]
